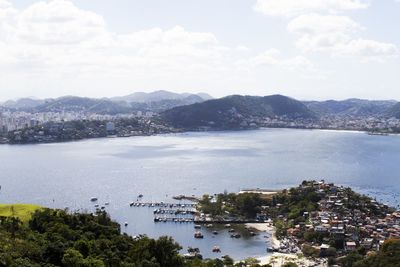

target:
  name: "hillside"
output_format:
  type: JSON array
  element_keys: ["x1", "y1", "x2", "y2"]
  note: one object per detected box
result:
[
  {"x1": 162, "y1": 94, "x2": 316, "y2": 129},
  {"x1": 31, "y1": 96, "x2": 132, "y2": 114},
  {"x1": 2, "y1": 98, "x2": 45, "y2": 109},
  {"x1": 304, "y1": 99, "x2": 396, "y2": 117},
  {"x1": 386, "y1": 102, "x2": 400, "y2": 118},
  {"x1": 25, "y1": 95, "x2": 206, "y2": 115},
  {"x1": 1, "y1": 92, "x2": 210, "y2": 115},
  {"x1": 0, "y1": 207, "x2": 241, "y2": 266},
  {"x1": 0, "y1": 204, "x2": 42, "y2": 222}
]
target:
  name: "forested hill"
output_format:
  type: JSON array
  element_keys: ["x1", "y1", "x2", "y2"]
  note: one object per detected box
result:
[
  {"x1": 162, "y1": 94, "x2": 316, "y2": 129},
  {"x1": 0, "y1": 208, "x2": 240, "y2": 267},
  {"x1": 303, "y1": 99, "x2": 397, "y2": 117},
  {"x1": 386, "y1": 102, "x2": 400, "y2": 119}
]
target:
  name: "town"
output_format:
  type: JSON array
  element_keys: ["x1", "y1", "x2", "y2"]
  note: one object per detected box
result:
[
  {"x1": 1, "y1": 107, "x2": 400, "y2": 144},
  {"x1": 191, "y1": 181, "x2": 400, "y2": 266}
]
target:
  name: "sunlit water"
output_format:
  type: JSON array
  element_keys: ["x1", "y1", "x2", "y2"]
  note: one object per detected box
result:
[{"x1": 1, "y1": 128, "x2": 399, "y2": 259}]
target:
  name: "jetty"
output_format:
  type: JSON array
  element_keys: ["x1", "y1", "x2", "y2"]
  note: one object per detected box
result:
[{"x1": 129, "y1": 202, "x2": 196, "y2": 208}]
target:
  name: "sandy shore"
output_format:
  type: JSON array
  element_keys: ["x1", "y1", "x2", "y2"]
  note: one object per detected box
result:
[
  {"x1": 257, "y1": 253, "x2": 327, "y2": 267},
  {"x1": 245, "y1": 222, "x2": 280, "y2": 247},
  {"x1": 244, "y1": 223, "x2": 327, "y2": 267}
]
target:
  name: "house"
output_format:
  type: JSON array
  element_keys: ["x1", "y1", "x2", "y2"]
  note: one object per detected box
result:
[{"x1": 346, "y1": 241, "x2": 357, "y2": 251}]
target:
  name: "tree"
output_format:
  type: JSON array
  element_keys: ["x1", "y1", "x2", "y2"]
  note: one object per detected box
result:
[{"x1": 61, "y1": 248, "x2": 85, "y2": 267}]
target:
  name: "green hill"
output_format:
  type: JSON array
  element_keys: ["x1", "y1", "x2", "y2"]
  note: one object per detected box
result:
[{"x1": 162, "y1": 94, "x2": 316, "y2": 129}]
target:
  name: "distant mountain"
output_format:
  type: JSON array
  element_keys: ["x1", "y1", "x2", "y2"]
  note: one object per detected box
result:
[
  {"x1": 31, "y1": 96, "x2": 132, "y2": 114},
  {"x1": 111, "y1": 90, "x2": 213, "y2": 103},
  {"x1": 386, "y1": 102, "x2": 400, "y2": 118},
  {"x1": 304, "y1": 99, "x2": 396, "y2": 117},
  {"x1": 162, "y1": 94, "x2": 316, "y2": 129},
  {"x1": 3, "y1": 98, "x2": 45, "y2": 109},
  {"x1": 26, "y1": 94, "x2": 208, "y2": 115}
]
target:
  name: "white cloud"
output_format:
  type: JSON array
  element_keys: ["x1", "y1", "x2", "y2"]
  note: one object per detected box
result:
[
  {"x1": 15, "y1": 0, "x2": 106, "y2": 45},
  {"x1": 255, "y1": 1, "x2": 398, "y2": 62},
  {"x1": 0, "y1": 0, "x2": 320, "y2": 93},
  {"x1": 288, "y1": 13, "x2": 360, "y2": 35},
  {"x1": 245, "y1": 49, "x2": 314, "y2": 70},
  {"x1": 333, "y1": 39, "x2": 399, "y2": 60},
  {"x1": 254, "y1": 0, "x2": 368, "y2": 18},
  {"x1": 287, "y1": 14, "x2": 398, "y2": 60},
  {"x1": 0, "y1": 0, "x2": 231, "y2": 76}
]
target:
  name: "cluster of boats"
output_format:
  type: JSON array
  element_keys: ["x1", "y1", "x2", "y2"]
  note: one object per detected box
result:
[
  {"x1": 129, "y1": 201, "x2": 196, "y2": 208},
  {"x1": 192, "y1": 224, "x2": 258, "y2": 240},
  {"x1": 90, "y1": 197, "x2": 109, "y2": 210},
  {"x1": 153, "y1": 208, "x2": 196, "y2": 215},
  {"x1": 154, "y1": 217, "x2": 194, "y2": 223}
]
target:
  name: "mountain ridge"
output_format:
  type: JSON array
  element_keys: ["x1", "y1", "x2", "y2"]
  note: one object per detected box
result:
[{"x1": 162, "y1": 94, "x2": 316, "y2": 129}]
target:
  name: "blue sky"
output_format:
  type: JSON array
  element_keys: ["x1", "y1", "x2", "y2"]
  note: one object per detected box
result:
[{"x1": 1, "y1": 0, "x2": 399, "y2": 101}]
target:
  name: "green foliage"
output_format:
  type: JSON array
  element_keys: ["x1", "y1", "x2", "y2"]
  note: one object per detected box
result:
[
  {"x1": 0, "y1": 209, "x2": 186, "y2": 267},
  {"x1": 301, "y1": 245, "x2": 319, "y2": 258},
  {"x1": 198, "y1": 193, "x2": 263, "y2": 219},
  {"x1": 0, "y1": 204, "x2": 42, "y2": 222},
  {"x1": 162, "y1": 94, "x2": 315, "y2": 129},
  {"x1": 351, "y1": 239, "x2": 400, "y2": 267}
]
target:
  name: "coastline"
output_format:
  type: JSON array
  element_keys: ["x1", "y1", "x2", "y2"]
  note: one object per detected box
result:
[
  {"x1": 2, "y1": 126, "x2": 398, "y2": 146},
  {"x1": 245, "y1": 223, "x2": 327, "y2": 267}
]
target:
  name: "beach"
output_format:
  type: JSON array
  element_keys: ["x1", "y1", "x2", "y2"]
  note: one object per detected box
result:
[{"x1": 245, "y1": 223, "x2": 327, "y2": 267}]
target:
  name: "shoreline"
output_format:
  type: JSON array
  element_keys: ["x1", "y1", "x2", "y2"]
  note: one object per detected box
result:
[
  {"x1": 245, "y1": 223, "x2": 327, "y2": 267},
  {"x1": 2, "y1": 126, "x2": 398, "y2": 146}
]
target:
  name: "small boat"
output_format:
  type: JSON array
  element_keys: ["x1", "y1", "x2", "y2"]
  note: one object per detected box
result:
[
  {"x1": 228, "y1": 228, "x2": 235, "y2": 233},
  {"x1": 104, "y1": 202, "x2": 110, "y2": 206},
  {"x1": 212, "y1": 246, "x2": 221, "y2": 253},
  {"x1": 129, "y1": 202, "x2": 134, "y2": 207},
  {"x1": 213, "y1": 231, "x2": 218, "y2": 235},
  {"x1": 194, "y1": 231, "x2": 204, "y2": 239},
  {"x1": 138, "y1": 194, "x2": 144, "y2": 198},
  {"x1": 124, "y1": 222, "x2": 128, "y2": 226},
  {"x1": 250, "y1": 231, "x2": 257, "y2": 236},
  {"x1": 194, "y1": 225, "x2": 202, "y2": 229},
  {"x1": 224, "y1": 224, "x2": 231, "y2": 228},
  {"x1": 90, "y1": 197, "x2": 98, "y2": 202}
]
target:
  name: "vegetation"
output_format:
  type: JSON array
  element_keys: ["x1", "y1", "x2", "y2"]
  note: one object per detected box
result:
[
  {"x1": 198, "y1": 192, "x2": 264, "y2": 219},
  {"x1": 0, "y1": 207, "x2": 273, "y2": 267},
  {"x1": 338, "y1": 239, "x2": 400, "y2": 267},
  {"x1": 0, "y1": 204, "x2": 42, "y2": 222},
  {"x1": 162, "y1": 95, "x2": 316, "y2": 129}
]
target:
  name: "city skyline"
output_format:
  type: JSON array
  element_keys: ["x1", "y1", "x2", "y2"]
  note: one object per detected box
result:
[{"x1": 1, "y1": 0, "x2": 399, "y2": 101}]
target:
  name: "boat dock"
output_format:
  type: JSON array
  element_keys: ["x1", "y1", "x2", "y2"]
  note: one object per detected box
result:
[{"x1": 129, "y1": 202, "x2": 196, "y2": 208}]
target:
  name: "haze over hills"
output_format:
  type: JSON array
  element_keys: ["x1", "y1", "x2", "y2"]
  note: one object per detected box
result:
[
  {"x1": 304, "y1": 99, "x2": 397, "y2": 117},
  {"x1": 1, "y1": 91, "x2": 213, "y2": 114},
  {"x1": 2, "y1": 98, "x2": 46, "y2": 110},
  {"x1": 1, "y1": 91, "x2": 400, "y2": 120},
  {"x1": 386, "y1": 103, "x2": 400, "y2": 119},
  {"x1": 162, "y1": 95, "x2": 316, "y2": 129},
  {"x1": 110, "y1": 90, "x2": 213, "y2": 103}
]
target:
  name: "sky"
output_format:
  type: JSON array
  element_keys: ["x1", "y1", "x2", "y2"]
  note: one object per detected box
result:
[{"x1": 0, "y1": 0, "x2": 399, "y2": 101}]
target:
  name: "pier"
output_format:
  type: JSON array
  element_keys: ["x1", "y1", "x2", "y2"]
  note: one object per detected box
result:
[{"x1": 129, "y1": 201, "x2": 196, "y2": 208}]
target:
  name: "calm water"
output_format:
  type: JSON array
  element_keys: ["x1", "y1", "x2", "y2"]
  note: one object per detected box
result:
[{"x1": 1, "y1": 128, "x2": 400, "y2": 259}]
